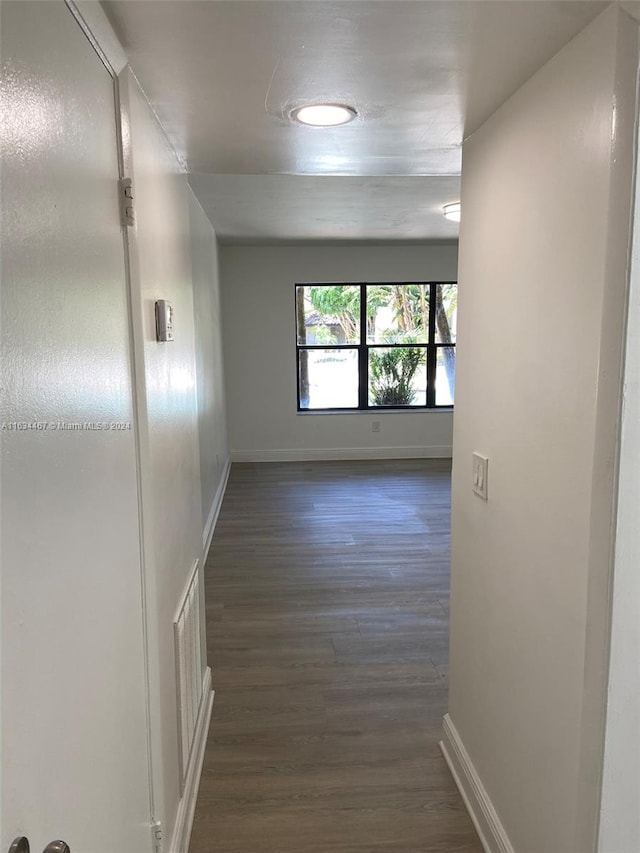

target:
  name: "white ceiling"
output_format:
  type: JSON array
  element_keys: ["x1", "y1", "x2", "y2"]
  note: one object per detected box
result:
[
  {"x1": 188, "y1": 174, "x2": 461, "y2": 242},
  {"x1": 103, "y1": 0, "x2": 607, "y2": 243}
]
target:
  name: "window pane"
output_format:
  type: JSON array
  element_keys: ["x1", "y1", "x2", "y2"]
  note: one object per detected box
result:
[
  {"x1": 435, "y1": 284, "x2": 457, "y2": 344},
  {"x1": 368, "y1": 346, "x2": 427, "y2": 407},
  {"x1": 366, "y1": 284, "x2": 428, "y2": 344},
  {"x1": 298, "y1": 349, "x2": 359, "y2": 409},
  {"x1": 296, "y1": 285, "x2": 360, "y2": 345},
  {"x1": 436, "y1": 347, "x2": 456, "y2": 405}
]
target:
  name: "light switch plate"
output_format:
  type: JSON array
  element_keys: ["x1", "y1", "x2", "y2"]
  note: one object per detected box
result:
[{"x1": 472, "y1": 452, "x2": 489, "y2": 500}]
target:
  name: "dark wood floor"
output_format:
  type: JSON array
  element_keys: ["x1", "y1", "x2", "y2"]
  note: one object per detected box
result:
[{"x1": 189, "y1": 459, "x2": 483, "y2": 853}]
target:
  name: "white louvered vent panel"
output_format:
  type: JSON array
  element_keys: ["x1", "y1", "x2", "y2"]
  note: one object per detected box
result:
[{"x1": 174, "y1": 561, "x2": 206, "y2": 790}]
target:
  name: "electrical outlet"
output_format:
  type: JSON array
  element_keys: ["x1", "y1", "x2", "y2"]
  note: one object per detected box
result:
[
  {"x1": 372, "y1": 421, "x2": 381, "y2": 433},
  {"x1": 472, "y1": 452, "x2": 489, "y2": 500}
]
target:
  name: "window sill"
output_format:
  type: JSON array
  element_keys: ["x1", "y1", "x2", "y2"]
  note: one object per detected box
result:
[{"x1": 296, "y1": 407, "x2": 454, "y2": 416}]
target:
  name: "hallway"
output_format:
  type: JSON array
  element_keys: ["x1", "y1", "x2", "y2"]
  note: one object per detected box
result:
[{"x1": 190, "y1": 460, "x2": 483, "y2": 852}]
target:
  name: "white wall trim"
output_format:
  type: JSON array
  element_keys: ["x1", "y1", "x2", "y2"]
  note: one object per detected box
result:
[
  {"x1": 440, "y1": 714, "x2": 515, "y2": 853},
  {"x1": 66, "y1": 1, "x2": 128, "y2": 75},
  {"x1": 202, "y1": 457, "x2": 231, "y2": 559},
  {"x1": 231, "y1": 446, "x2": 452, "y2": 463},
  {"x1": 169, "y1": 668, "x2": 214, "y2": 853}
]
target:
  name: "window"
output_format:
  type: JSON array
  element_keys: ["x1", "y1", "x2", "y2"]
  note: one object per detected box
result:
[{"x1": 296, "y1": 283, "x2": 457, "y2": 411}]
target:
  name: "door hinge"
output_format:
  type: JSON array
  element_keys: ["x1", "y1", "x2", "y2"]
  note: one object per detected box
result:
[
  {"x1": 151, "y1": 821, "x2": 164, "y2": 853},
  {"x1": 119, "y1": 177, "x2": 135, "y2": 227}
]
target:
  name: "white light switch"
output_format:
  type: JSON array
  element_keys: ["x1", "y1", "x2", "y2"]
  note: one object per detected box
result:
[{"x1": 472, "y1": 452, "x2": 489, "y2": 500}]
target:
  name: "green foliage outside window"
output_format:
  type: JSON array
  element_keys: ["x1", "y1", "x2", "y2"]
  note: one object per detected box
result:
[{"x1": 369, "y1": 343, "x2": 426, "y2": 406}]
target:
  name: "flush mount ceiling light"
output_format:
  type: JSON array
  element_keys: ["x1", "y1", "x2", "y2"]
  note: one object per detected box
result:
[
  {"x1": 293, "y1": 103, "x2": 357, "y2": 127},
  {"x1": 443, "y1": 202, "x2": 461, "y2": 222}
]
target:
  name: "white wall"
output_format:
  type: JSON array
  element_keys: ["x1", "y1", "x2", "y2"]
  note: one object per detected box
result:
[
  {"x1": 1, "y1": 5, "x2": 226, "y2": 847},
  {"x1": 445, "y1": 7, "x2": 637, "y2": 853},
  {"x1": 188, "y1": 189, "x2": 230, "y2": 547},
  {"x1": 122, "y1": 68, "x2": 207, "y2": 845},
  {"x1": 219, "y1": 243, "x2": 457, "y2": 461},
  {"x1": 598, "y1": 106, "x2": 640, "y2": 853},
  {"x1": 1, "y1": 5, "x2": 150, "y2": 848}
]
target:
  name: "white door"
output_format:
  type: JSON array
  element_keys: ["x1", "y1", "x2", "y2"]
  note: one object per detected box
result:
[{"x1": 1, "y1": 3, "x2": 151, "y2": 851}]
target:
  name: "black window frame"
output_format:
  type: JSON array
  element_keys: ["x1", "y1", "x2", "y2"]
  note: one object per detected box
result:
[{"x1": 295, "y1": 281, "x2": 457, "y2": 412}]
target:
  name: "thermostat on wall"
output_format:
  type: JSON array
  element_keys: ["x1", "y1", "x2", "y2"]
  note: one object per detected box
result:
[{"x1": 155, "y1": 299, "x2": 174, "y2": 342}]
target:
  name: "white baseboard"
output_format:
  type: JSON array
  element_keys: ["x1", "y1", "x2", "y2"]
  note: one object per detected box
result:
[
  {"x1": 440, "y1": 714, "x2": 514, "y2": 853},
  {"x1": 202, "y1": 457, "x2": 231, "y2": 560},
  {"x1": 169, "y1": 667, "x2": 214, "y2": 853},
  {"x1": 231, "y1": 446, "x2": 452, "y2": 463}
]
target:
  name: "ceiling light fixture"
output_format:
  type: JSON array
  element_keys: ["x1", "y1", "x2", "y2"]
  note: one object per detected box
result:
[
  {"x1": 293, "y1": 104, "x2": 357, "y2": 127},
  {"x1": 443, "y1": 202, "x2": 461, "y2": 222}
]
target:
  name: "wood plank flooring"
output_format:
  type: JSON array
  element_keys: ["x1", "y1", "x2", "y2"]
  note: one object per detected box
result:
[{"x1": 189, "y1": 459, "x2": 482, "y2": 853}]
